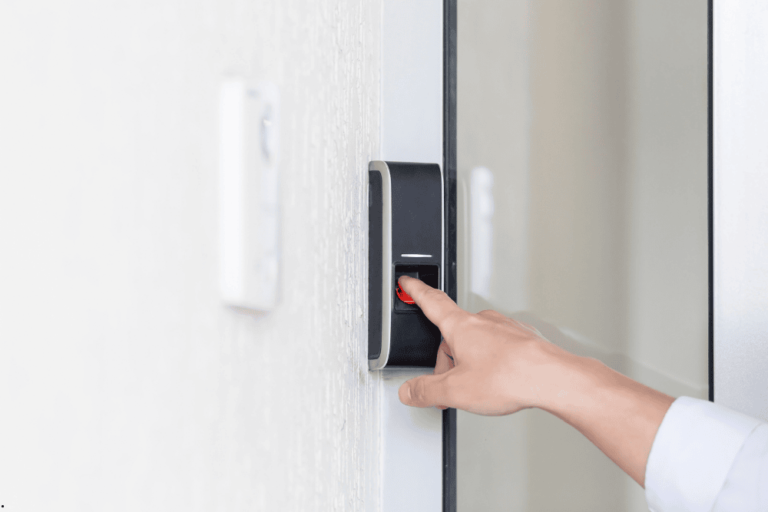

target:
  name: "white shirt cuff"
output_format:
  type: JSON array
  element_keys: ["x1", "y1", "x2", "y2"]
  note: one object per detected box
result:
[{"x1": 645, "y1": 396, "x2": 762, "y2": 512}]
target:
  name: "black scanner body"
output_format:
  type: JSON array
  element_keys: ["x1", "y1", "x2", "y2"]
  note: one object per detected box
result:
[{"x1": 368, "y1": 161, "x2": 443, "y2": 370}]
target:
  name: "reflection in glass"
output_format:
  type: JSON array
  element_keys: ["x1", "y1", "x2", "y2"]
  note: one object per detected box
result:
[
  {"x1": 456, "y1": 1, "x2": 708, "y2": 510},
  {"x1": 470, "y1": 167, "x2": 494, "y2": 300}
]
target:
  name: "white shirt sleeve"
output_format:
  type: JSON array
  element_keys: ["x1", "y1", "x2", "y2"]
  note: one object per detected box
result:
[
  {"x1": 645, "y1": 396, "x2": 767, "y2": 512},
  {"x1": 712, "y1": 422, "x2": 768, "y2": 511}
]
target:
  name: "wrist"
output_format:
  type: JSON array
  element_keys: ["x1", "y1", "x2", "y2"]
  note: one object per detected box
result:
[
  {"x1": 524, "y1": 341, "x2": 675, "y2": 487},
  {"x1": 529, "y1": 343, "x2": 607, "y2": 419}
]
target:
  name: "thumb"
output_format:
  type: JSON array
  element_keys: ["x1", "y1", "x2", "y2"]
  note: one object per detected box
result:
[{"x1": 399, "y1": 373, "x2": 454, "y2": 408}]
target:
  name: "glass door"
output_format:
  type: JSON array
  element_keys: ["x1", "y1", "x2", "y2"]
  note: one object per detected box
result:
[{"x1": 456, "y1": 1, "x2": 709, "y2": 510}]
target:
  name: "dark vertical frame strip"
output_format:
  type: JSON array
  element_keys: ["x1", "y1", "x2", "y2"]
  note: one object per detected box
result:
[
  {"x1": 708, "y1": 0, "x2": 714, "y2": 402},
  {"x1": 442, "y1": 0, "x2": 458, "y2": 510}
]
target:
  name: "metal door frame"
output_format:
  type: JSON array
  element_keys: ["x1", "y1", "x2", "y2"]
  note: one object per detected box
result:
[{"x1": 378, "y1": 1, "x2": 456, "y2": 510}]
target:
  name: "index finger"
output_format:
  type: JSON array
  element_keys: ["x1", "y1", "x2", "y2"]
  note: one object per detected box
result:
[{"x1": 398, "y1": 275, "x2": 467, "y2": 337}]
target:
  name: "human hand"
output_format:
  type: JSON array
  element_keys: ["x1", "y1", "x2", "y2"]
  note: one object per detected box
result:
[
  {"x1": 397, "y1": 276, "x2": 675, "y2": 488},
  {"x1": 397, "y1": 275, "x2": 577, "y2": 415}
]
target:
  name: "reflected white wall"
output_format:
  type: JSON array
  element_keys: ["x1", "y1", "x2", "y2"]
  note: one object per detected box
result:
[
  {"x1": 469, "y1": 167, "x2": 495, "y2": 299},
  {"x1": 457, "y1": 0, "x2": 708, "y2": 510}
]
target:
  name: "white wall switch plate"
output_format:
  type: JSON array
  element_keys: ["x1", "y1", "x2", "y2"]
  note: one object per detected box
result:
[{"x1": 218, "y1": 78, "x2": 280, "y2": 312}]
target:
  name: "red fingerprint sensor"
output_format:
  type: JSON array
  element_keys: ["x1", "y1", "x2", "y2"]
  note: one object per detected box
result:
[{"x1": 396, "y1": 282, "x2": 416, "y2": 305}]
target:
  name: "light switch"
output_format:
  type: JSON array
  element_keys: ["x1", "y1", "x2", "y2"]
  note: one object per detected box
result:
[{"x1": 219, "y1": 78, "x2": 280, "y2": 312}]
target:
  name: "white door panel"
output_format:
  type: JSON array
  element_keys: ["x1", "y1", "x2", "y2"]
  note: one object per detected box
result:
[{"x1": 713, "y1": 0, "x2": 768, "y2": 421}]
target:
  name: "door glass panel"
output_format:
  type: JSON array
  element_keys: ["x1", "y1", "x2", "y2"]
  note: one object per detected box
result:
[{"x1": 456, "y1": 1, "x2": 708, "y2": 510}]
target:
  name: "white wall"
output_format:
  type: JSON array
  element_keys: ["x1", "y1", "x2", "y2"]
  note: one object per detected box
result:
[{"x1": 0, "y1": 1, "x2": 382, "y2": 510}]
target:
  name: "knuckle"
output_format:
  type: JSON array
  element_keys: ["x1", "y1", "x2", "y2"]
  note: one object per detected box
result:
[
  {"x1": 440, "y1": 311, "x2": 466, "y2": 337},
  {"x1": 443, "y1": 377, "x2": 459, "y2": 398},
  {"x1": 445, "y1": 378, "x2": 470, "y2": 408},
  {"x1": 411, "y1": 380, "x2": 427, "y2": 404},
  {"x1": 464, "y1": 314, "x2": 486, "y2": 329},
  {"x1": 477, "y1": 309, "x2": 504, "y2": 320}
]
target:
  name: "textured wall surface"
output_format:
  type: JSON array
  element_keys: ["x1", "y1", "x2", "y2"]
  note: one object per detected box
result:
[{"x1": 0, "y1": 0, "x2": 382, "y2": 510}]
